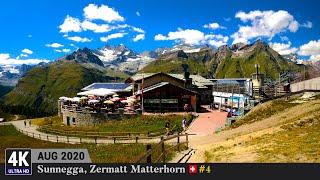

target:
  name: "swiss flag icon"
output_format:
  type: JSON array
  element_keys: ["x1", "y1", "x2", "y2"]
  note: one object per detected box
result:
[{"x1": 188, "y1": 164, "x2": 198, "y2": 174}]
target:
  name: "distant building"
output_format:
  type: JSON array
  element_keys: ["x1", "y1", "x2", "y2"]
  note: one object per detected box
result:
[
  {"x1": 209, "y1": 78, "x2": 253, "y2": 113},
  {"x1": 125, "y1": 72, "x2": 213, "y2": 112}
]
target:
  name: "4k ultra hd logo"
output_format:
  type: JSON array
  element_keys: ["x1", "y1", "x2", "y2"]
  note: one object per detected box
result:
[{"x1": 5, "y1": 148, "x2": 32, "y2": 175}]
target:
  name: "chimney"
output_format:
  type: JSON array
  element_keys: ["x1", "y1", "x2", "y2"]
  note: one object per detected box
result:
[{"x1": 182, "y1": 64, "x2": 192, "y2": 88}]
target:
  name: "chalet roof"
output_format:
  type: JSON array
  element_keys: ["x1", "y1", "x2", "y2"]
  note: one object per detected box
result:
[
  {"x1": 138, "y1": 82, "x2": 198, "y2": 94},
  {"x1": 128, "y1": 72, "x2": 214, "y2": 88}
]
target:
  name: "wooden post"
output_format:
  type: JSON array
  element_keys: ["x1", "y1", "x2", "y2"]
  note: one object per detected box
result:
[
  {"x1": 32, "y1": 133, "x2": 34, "y2": 138},
  {"x1": 186, "y1": 133, "x2": 189, "y2": 149},
  {"x1": 47, "y1": 135, "x2": 49, "y2": 141},
  {"x1": 113, "y1": 137, "x2": 116, "y2": 144},
  {"x1": 95, "y1": 137, "x2": 97, "y2": 145},
  {"x1": 56, "y1": 136, "x2": 58, "y2": 143},
  {"x1": 177, "y1": 133, "x2": 180, "y2": 151},
  {"x1": 135, "y1": 136, "x2": 138, "y2": 143},
  {"x1": 161, "y1": 136, "x2": 165, "y2": 163},
  {"x1": 146, "y1": 144, "x2": 152, "y2": 163},
  {"x1": 80, "y1": 137, "x2": 82, "y2": 144}
]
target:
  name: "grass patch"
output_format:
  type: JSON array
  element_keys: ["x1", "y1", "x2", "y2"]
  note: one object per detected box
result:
[
  {"x1": 230, "y1": 97, "x2": 300, "y2": 128},
  {"x1": 0, "y1": 125, "x2": 179, "y2": 163},
  {"x1": 253, "y1": 115, "x2": 320, "y2": 162},
  {"x1": 37, "y1": 114, "x2": 195, "y2": 136},
  {"x1": 205, "y1": 98, "x2": 320, "y2": 163}
]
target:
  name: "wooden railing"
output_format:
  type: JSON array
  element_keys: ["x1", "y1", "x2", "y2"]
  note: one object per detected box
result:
[
  {"x1": 38, "y1": 125, "x2": 164, "y2": 138},
  {"x1": 135, "y1": 133, "x2": 190, "y2": 163}
]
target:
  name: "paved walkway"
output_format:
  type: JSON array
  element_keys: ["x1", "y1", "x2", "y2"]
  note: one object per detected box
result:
[{"x1": 187, "y1": 108, "x2": 227, "y2": 136}]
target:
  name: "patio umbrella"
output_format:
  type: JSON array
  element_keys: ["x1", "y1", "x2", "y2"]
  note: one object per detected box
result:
[
  {"x1": 59, "y1": 96, "x2": 68, "y2": 100},
  {"x1": 80, "y1": 96, "x2": 88, "y2": 100},
  {"x1": 103, "y1": 100, "x2": 114, "y2": 104},
  {"x1": 113, "y1": 94, "x2": 119, "y2": 97},
  {"x1": 111, "y1": 97, "x2": 120, "y2": 101},
  {"x1": 71, "y1": 97, "x2": 80, "y2": 102},
  {"x1": 121, "y1": 100, "x2": 128, "y2": 104},
  {"x1": 88, "y1": 99, "x2": 99, "y2": 104}
]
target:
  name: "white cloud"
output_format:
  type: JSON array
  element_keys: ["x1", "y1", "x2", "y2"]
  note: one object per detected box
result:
[
  {"x1": 154, "y1": 29, "x2": 205, "y2": 45},
  {"x1": 100, "y1": 33, "x2": 127, "y2": 42},
  {"x1": 67, "y1": 36, "x2": 92, "y2": 42},
  {"x1": 301, "y1": 21, "x2": 313, "y2": 28},
  {"x1": 204, "y1": 34, "x2": 229, "y2": 47},
  {"x1": 298, "y1": 40, "x2": 320, "y2": 58},
  {"x1": 22, "y1": 49, "x2": 33, "y2": 55},
  {"x1": 46, "y1": 43, "x2": 64, "y2": 48},
  {"x1": 203, "y1": 22, "x2": 226, "y2": 30},
  {"x1": 132, "y1": 26, "x2": 145, "y2": 33},
  {"x1": 0, "y1": 53, "x2": 10, "y2": 60},
  {"x1": 0, "y1": 53, "x2": 49, "y2": 65},
  {"x1": 309, "y1": 55, "x2": 320, "y2": 61},
  {"x1": 232, "y1": 10, "x2": 300, "y2": 44},
  {"x1": 19, "y1": 54, "x2": 28, "y2": 58},
  {"x1": 133, "y1": 34, "x2": 145, "y2": 42},
  {"x1": 81, "y1": 20, "x2": 112, "y2": 33},
  {"x1": 59, "y1": 15, "x2": 82, "y2": 33},
  {"x1": 280, "y1": 36, "x2": 289, "y2": 42},
  {"x1": 62, "y1": 48, "x2": 71, "y2": 53},
  {"x1": 269, "y1": 41, "x2": 298, "y2": 55},
  {"x1": 55, "y1": 49, "x2": 71, "y2": 53},
  {"x1": 155, "y1": 28, "x2": 229, "y2": 46},
  {"x1": 27, "y1": 34, "x2": 32, "y2": 38},
  {"x1": 154, "y1": 34, "x2": 167, "y2": 41},
  {"x1": 136, "y1": 11, "x2": 141, "y2": 17},
  {"x1": 83, "y1": 4, "x2": 124, "y2": 22}
]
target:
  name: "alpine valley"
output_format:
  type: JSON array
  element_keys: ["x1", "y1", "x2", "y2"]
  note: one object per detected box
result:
[{"x1": 0, "y1": 41, "x2": 307, "y2": 116}]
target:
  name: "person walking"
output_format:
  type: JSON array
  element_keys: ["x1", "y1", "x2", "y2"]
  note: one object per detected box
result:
[
  {"x1": 182, "y1": 118, "x2": 187, "y2": 132},
  {"x1": 24, "y1": 120, "x2": 27, "y2": 127},
  {"x1": 29, "y1": 120, "x2": 32, "y2": 127},
  {"x1": 165, "y1": 121, "x2": 170, "y2": 136}
]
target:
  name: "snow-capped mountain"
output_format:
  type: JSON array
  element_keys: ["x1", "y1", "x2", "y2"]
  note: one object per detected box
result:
[
  {"x1": 94, "y1": 44, "x2": 156, "y2": 73},
  {"x1": 0, "y1": 64, "x2": 34, "y2": 86},
  {"x1": 282, "y1": 53, "x2": 299, "y2": 63}
]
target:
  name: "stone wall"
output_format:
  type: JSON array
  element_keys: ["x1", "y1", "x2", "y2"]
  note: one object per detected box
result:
[{"x1": 61, "y1": 108, "x2": 137, "y2": 127}]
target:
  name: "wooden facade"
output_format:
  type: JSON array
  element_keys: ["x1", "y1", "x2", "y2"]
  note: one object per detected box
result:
[{"x1": 141, "y1": 83, "x2": 199, "y2": 112}]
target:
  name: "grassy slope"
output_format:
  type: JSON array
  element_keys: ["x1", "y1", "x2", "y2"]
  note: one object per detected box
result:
[
  {"x1": 3, "y1": 61, "x2": 112, "y2": 117},
  {"x1": 142, "y1": 48, "x2": 301, "y2": 79},
  {"x1": 0, "y1": 85, "x2": 13, "y2": 98},
  {"x1": 0, "y1": 125, "x2": 178, "y2": 163},
  {"x1": 141, "y1": 58, "x2": 211, "y2": 77},
  {"x1": 34, "y1": 114, "x2": 195, "y2": 135},
  {"x1": 204, "y1": 95, "x2": 320, "y2": 162},
  {"x1": 215, "y1": 50, "x2": 300, "y2": 79}
]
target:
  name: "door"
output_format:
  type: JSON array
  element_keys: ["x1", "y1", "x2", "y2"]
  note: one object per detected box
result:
[{"x1": 66, "y1": 117, "x2": 70, "y2": 126}]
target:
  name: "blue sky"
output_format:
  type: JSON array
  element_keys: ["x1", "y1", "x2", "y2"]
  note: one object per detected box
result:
[{"x1": 0, "y1": 0, "x2": 319, "y2": 64}]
